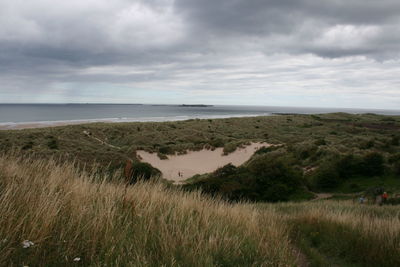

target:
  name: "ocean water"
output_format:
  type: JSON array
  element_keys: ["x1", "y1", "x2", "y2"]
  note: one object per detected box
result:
[{"x1": 1, "y1": 104, "x2": 399, "y2": 125}]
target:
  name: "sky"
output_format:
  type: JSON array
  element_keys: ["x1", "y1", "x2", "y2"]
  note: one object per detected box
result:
[{"x1": 0, "y1": 0, "x2": 399, "y2": 109}]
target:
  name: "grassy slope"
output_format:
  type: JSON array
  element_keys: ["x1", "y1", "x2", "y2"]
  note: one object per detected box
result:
[
  {"x1": 1, "y1": 113, "x2": 399, "y2": 171},
  {"x1": 0, "y1": 155, "x2": 297, "y2": 266},
  {"x1": 1, "y1": 155, "x2": 399, "y2": 266},
  {"x1": 267, "y1": 201, "x2": 400, "y2": 267}
]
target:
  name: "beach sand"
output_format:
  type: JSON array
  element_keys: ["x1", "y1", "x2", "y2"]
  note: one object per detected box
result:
[
  {"x1": 0, "y1": 121, "x2": 88, "y2": 130},
  {"x1": 137, "y1": 142, "x2": 270, "y2": 182}
]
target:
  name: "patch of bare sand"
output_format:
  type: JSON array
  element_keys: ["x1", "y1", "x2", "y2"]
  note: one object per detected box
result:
[{"x1": 137, "y1": 142, "x2": 272, "y2": 182}]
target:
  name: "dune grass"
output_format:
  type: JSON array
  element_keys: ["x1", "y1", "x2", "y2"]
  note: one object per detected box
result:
[
  {"x1": 1, "y1": 113, "x2": 399, "y2": 173},
  {"x1": 0, "y1": 154, "x2": 298, "y2": 266},
  {"x1": 258, "y1": 201, "x2": 400, "y2": 267},
  {"x1": 1, "y1": 154, "x2": 399, "y2": 266}
]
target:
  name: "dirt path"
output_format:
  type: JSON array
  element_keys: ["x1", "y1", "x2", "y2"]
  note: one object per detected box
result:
[{"x1": 83, "y1": 131, "x2": 120, "y2": 149}]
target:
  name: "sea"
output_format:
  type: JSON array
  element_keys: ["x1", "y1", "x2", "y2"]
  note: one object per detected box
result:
[{"x1": 1, "y1": 104, "x2": 400, "y2": 128}]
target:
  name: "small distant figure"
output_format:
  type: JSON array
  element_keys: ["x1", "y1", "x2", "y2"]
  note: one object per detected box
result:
[
  {"x1": 178, "y1": 171, "x2": 181, "y2": 177},
  {"x1": 358, "y1": 196, "x2": 365, "y2": 204},
  {"x1": 382, "y1": 192, "x2": 388, "y2": 204}
]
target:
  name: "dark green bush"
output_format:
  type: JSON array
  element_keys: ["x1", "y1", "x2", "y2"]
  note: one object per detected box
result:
[
  {"x1": 223, "y1": 143, "x2": 238, "y2": 154},
  {"x1": 391, "y1": 136, "x2": 399, "y2": 146},
  {"x1": 336, "y1": 154, "x2": 363, "y2": 178},
  {"x1": 47, "y1": 139, "x2": 58, "y2": 150},
  {"x1": 129, "y1": 162, "x2": 161, "y2": 184},
  {"x1": 185, "y1": 155, "x2": 303, "y2": 202},
  {"x1": 22, "y1": 141, "x2": 34, "y2": 150},
  {"x1": 210, "y1": 138, "x2": 225, "y2": 147},
  {"x1": 158, "y1": 146, "x2": 171, "y2": 154},
  {"x1": 361, "y1": 152, "x2": 384, "y2": 176},
  {"x1": 254, "y1": 146, "x2": 280, "y2": 155},
  {"x1": 313, "y1": 165, "x2": 341, "y2": 191}
]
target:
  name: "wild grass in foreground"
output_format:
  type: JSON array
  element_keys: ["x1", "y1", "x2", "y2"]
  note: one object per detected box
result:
[
  {"x1": 257, "y1": 201, "x2": 400, "y2": 267},
  {"x1": 0, "y1": 155, "x2": 297, "y2": 266}
]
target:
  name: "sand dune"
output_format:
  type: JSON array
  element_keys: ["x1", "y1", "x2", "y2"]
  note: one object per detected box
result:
[{"x1": 137, "y1": 142, "x2": 270, "y2": 182}]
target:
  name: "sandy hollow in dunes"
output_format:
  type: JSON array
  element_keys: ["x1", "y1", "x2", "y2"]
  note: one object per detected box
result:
[{"x1": 137, "y1": 142, "x2": 271, "y2": 182}]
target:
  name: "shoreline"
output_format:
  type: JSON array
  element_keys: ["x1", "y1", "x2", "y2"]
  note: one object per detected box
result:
[{"x1": 0, "y1": 114, "x2": 269, "y2": 130}]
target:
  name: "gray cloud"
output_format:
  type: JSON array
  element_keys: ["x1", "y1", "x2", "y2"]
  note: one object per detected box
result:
[{"x1": 0, "y1": 0, "x2": 399, "y2": 108}]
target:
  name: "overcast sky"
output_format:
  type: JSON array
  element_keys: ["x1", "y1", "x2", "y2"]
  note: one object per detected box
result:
[{"x1": 1, "y1": 0, "x2": 399, "y2": 109}]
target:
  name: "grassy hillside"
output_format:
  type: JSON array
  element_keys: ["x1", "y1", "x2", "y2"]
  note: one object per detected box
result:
[
  {"x1": 1, "y1": 113, "x2": 399, "y2": 196},
  {"x1": 1, "y1": 113, "x2": 399, "y2": 170},
  {"x1": 0, "y1": 155, "x2": 297, "y2": 266},
  {"x1": 1, "y1": 155, "x2": 399, "y2": 266}
]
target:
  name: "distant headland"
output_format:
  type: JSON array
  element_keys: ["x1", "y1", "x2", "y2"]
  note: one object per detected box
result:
[{"x1": 178, "y1": 104, "x2": 214, "y2": 107}]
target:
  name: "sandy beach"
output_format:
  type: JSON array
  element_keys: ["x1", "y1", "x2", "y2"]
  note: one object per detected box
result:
[
  {"x1": 0, "y1": 121, "x2": 89, "y2": 130},
  {"x1": 137, "y1": 142, "x2": 270, "y2": 182}
]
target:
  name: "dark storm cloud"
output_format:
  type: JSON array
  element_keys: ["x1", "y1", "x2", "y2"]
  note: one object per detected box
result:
[
  {"x1": 1, "y1": 0, "x2": 399, "y2": 69},
  {"x1": 175, "y1": 0, "x2": 400, "y2": 59},
  {"x1": 0, "y1": 0, "x2": 399, "y2": 107}
]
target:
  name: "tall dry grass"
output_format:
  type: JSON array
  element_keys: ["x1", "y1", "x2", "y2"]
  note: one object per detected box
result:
[
  {"x1": 0, "y1": 154, "x2": 297, "y2": 266},
  {"x1": 268, "y1": 201, "x2": 400, "y2": 266}
]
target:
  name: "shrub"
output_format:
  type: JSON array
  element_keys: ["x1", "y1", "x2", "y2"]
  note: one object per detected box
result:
[
  {"x1": 22, "y1": 141, "x2": 34, "y2": 150},
  {"x1": 391, "y1": 135, "x2": 399, "y2": 146},
  {"x1": 158, "y1": 146, "x2": 171, "y2": 154},
  {"x1": 185, "y1": 155, "x2": 303, "y2": 202},
  {"x1": 214, "y1": 163, "x2": 237, "y2": 177},
  {"x1": 210, "y1": 138, "x2": 225, "y2": 147},
  {"x1": 336, "y1": 154, "x2": 363, "y2": 178},
  {"x1": 248, "y1": 155, "x2": 302, "y2": 201},
  {"x1": 254, "y1": 145, "x2": 280, "y2": 155},
  {"x1": 313, "y1": 164, "x2": 341, "y2": 191},
  {"x1": 361, "y1": 152, "x2": 384, "y2": 176},
  {"x1": 47, "y1": 139, "x2": 58, "y2": 149},
  {"x1": 223, "y1": 143, "x2": 238, "y2": 155},
  {"x1": 129, "y1": 162, "x2": 161, "y2": 184}
]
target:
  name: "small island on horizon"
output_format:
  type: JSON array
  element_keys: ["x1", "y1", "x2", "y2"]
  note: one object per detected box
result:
[{"x1": 178, "y1": 104, "x2": 214, "y2": 107}]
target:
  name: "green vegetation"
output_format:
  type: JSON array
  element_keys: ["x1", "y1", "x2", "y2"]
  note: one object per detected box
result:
[
  {"x1": 1, "y1": 155, "x2": 399, "y2": 266},
  {"x1": 0, "y1": 155, "x2": 297, "y2": 266},
  {"x1": 129, "y1": 161, "x2": 161, "y2": 184},
  {"x1": 1, "y1": 113, "x2": 400, "y2": 198},
  {"x1": 184, "y1": 153, "x2": 306, "y2": 202},
  {"x1": 270, "y1": 201, "x2": 400, "y2": 267}
]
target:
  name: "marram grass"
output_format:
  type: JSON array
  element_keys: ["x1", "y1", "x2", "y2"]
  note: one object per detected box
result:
[{"x1": 0, "y1": 155, "x2": 297, "y2": 266}]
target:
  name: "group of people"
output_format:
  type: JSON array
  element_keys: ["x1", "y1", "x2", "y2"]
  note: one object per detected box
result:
[{"x1": 359, "y1": 191, "x2": 389, "y2": 205}]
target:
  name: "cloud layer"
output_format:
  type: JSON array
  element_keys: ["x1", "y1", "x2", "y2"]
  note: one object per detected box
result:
[{"x1": 1, "y1": 0, "x2": 399, "y2": 108}]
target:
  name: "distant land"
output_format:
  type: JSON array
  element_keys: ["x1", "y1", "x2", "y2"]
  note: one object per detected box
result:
[{"x1": 178, "y1": 104, "x2": 214, "y2": 107}]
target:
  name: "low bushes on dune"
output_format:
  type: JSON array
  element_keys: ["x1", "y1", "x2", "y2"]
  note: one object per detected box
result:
[{"x1": 184, "y1": 154, "x2": 305, "y2": 202}]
